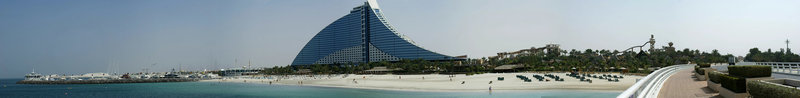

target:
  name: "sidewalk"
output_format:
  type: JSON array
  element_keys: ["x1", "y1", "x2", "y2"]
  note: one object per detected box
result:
[{"x1": 657, "y1": 68, "x2": 719, "y2": 98}]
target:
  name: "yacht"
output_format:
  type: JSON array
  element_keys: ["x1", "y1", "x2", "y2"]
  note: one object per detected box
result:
[
  {"x1": 24, "y1": 70, "x2": 42, "y2": 81},
  {"x1": 163, "y1": 68, "x2": 180, "y2": 78}
]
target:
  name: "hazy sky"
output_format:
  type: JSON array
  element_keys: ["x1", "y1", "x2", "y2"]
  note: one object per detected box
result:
[{"x1": 1, "y1": 0, "x2": 799, "y2": 78}]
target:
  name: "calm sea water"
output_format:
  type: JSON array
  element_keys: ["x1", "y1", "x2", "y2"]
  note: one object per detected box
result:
[{"x1": 0, "y1": 79, "x2": 620, "y2": 98}]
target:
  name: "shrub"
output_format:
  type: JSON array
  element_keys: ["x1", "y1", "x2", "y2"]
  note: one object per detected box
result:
[
  {"x1": 694, "y1": 66, "x2": 706, "y2": 75},
  {"x1": 708, "y1": 71, "x2": 722, "y2": 83},
  {"x1": 728, "y1": 65, "x2": 771, "y2": 78},
  {"x1": 747, "y1": 80, "x2": 800, "y2": 98},
  {"x1": 720, "y1": 75, "x2": 747, "y2": 93},
  {"x1": 698, "y1": 63, "x2": 711, "y2": 68}
]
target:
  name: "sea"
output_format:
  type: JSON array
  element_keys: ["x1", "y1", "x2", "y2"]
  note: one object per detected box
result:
[{"x1": 0, "y1": 79, "x2": 621, "y2": 98}]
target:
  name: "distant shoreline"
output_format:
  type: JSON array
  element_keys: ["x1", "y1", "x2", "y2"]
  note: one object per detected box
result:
[{"x1": 16, "y1": 78, "x2": 199, "y2": 84}]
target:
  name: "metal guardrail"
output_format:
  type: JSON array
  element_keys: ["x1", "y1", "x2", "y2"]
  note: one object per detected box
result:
[
  {"x1": 617, "y1": 64, "x2": 693, "y2": 98},
  {"x1": 744, "y1": 62, "x2": 800, "y2": 75}
]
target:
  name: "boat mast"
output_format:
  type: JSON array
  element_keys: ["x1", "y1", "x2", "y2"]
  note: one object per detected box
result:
[{"x1": 234, "y1": 58, "x2": 238, "y2": 69}]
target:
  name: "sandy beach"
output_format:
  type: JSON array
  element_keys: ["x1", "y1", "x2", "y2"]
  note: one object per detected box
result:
[{"x1": 201, "y1": 72, "x2": 643, "y2": 92}]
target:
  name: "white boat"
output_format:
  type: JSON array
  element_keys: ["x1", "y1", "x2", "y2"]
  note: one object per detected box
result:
[{"x1": 24, "y1": 71, "x2": 42, "y2": 81}]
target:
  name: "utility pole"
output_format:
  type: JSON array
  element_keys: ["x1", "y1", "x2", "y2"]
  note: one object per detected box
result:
[{"x1": 787, "y1": 38, "x2": 791, "y2": 54}]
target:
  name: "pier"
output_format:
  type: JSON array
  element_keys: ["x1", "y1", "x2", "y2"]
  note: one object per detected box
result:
[
  {"x1": 617, "y1": 64, "x2": 693, "y2": 98},
  {"x1": 620, "y1": 62, "x2": 800, "y2": 98},
  {"x1": 656, "y1": 66, "x2": 717, "y2": 98}
]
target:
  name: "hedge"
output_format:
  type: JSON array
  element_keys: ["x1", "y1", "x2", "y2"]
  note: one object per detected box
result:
[
  {"x1": 708, "y1": 71, "x2": 722, "y2": 83},
  {"x1": 697, "y1": 63, "x2": 711, "y2": 68},
  {"x1": 728, "y1": 65, "x2": 771, "y2": 78},
  {"x1": 747, "y1": 80, "x2": 800, "y2": 98},
  {"x1": 720, "y1": 75, "x2": 747, "y2": 93},
  {"x1": 694, "y1": 66, "x2": 706, "y2": 75}
]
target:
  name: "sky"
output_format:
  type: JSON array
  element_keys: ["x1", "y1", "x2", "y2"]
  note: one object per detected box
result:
[{"x1": 1, "y1": 0, "x2": 799, "y2": 78}]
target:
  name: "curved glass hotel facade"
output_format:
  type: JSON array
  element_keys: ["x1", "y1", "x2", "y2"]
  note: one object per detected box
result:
[{"x1": 291, "y1": 0, "x2": 463, "y2": 65}]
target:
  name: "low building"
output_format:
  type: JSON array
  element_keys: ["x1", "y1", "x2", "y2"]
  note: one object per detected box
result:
[
  {"x1": 295, "y1": 69, "x2": 312, "y2": 74},
  {"x1": 494, "y1": 64, "x2": 524, "y2": 72},
  {"x1": 219, "y1": 68, "x2": 262, "y2": 76},
  {"x1": 362, "y1": 67, "x2": 402, "y2": 74}
]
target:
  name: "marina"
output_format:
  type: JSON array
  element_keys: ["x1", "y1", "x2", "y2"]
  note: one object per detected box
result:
[
  {"x1": 16, "y1": 78, "x2": 199, "y2": 84},
  {"x1": 16, "y1": 69, "x2": 219, "y2": 84}
]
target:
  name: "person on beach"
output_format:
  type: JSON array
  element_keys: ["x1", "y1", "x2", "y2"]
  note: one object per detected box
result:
[
  {"x1": 422, "y1": 77, "x2": 424, "y2": 80},
  {"x1": 269, "y1": 81, "x2": 272, "y2": 85}
]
